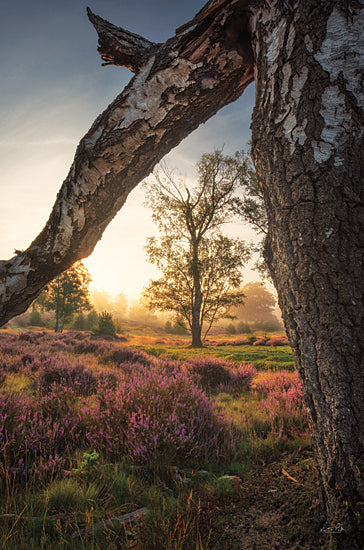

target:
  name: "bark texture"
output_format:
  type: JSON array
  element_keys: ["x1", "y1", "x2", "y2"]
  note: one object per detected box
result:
[
  {"x1": 0, "y1": 1, "x2": 253, "y2": 325},
  {"x1": 250, "y1": 1, "x2": 363, "y2": 546}
]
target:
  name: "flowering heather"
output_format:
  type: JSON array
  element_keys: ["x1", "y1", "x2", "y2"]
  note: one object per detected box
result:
[
  {"x1": 253, "y1": 371, "x2": 308, "y2": 435},
  {"x1": 37, "y1": 357, "x2": 99, "y2": 396},
  {"x1": 183, "y1": 356, "x2": 256, "y2": 393},
  {"x1": 0, "y1": 388, "x2": 86, "y2": 482},
  {"x1": 253, "y1": 338, "x2": 267, "y2": 346},
  {"x1": 253, "y1": 370, "x2": 300, "y2": 396},
  {"x1": 0, "y1": 332, "x2": 238, "y2": 481},
  {"x1": 266, "y1": 335, "x2": 289, "y2": 346},
  {"x1": 209, "y1": 337, "x2": 251, "y2": 346},
  {"x1": 86, "y1": 368, "x2": 232, "y2": 467}
]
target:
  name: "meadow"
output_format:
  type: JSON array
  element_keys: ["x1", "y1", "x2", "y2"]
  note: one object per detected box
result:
[{"x1": 0, "y1": 330, "x2": 324, "y2": 549}]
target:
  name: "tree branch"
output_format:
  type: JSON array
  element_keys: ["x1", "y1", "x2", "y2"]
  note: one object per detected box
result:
[{"x1": 87, "y1": 8, "x2": 157, "y2": 72}]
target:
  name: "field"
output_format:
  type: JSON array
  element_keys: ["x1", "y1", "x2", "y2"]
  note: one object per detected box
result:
[{"x1": 0, "y1": 329, "x2": 327, "y2": 549}]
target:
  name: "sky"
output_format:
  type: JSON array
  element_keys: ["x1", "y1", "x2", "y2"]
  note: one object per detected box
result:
[{"x1": 0, "y1": 0, "x2": 257, "y2": 300}]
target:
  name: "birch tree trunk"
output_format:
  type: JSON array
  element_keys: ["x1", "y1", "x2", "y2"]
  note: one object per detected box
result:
[{"x1": 250, "y1": 1, "x2": 363, "y2": 546}]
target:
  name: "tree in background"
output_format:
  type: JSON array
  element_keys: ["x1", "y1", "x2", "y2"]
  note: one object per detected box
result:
[
  {"x1": 90, "y1": 289, "x2": 128, "y2": 318},
  {"x1": 86, "y1": 310, "x2": 98, "y2": 331},
  {"x1": 112, "y1": 293, "x2": 128, "y2": 318},
  {"x1": 232, "y1": 281, "x2": 281, "y2": 331},
  {"x1": 143, "y1": 151, "x2": 252, "y2": 347},
  {"x1": 35, "y1": 262, "x2": 92, "y2": 332},
  {"x1": 28, "y1": 309, "x2": 44, "y2": 327}
]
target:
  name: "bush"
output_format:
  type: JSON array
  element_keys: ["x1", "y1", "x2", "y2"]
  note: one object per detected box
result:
[
  {"x1": 72, "y1": 312, "x2": 87, "y2": 331},
  {"x1": 266, "y1": 335, "x2": 289, "y2": 346},
  {"x1": 165, "y1": 320, "x2": 188, "y2": 334},
  {"x1": 253, "y1": 338, "x2": 267, "y2": 346},
  {"x1": 260, "y1": 319, "x2": 283, "y2": 332},
  {"x1": 86, "y1": 310, "x2": 98, "y2": 330},
  {"x1": 86, "y1": 369, "x2": 233, "y2": 467},
  {"x1": 225, "y1": 323, "x2": 237, "y2": 335},
  {"x1": 254, "y1": 372, "x2": 307, "y2": 435},
  {"x1": 183, "y1": 357, "x2": 256, "y2": 393},
  {"x1": 29, "y1": 310, "x2": 44, "y2": 327},
  {"x1": 237, "y1": 321, "x2": 251, "y2": 333},
  {"x1": 37, "y1": 358, "x2": 98, "y2": 396},
  {"x1": 93, "y1": 312, "x2": 116, "y2": 337}
]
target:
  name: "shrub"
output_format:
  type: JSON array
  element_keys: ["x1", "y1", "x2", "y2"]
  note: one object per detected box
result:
[
  {"x1": 225, "y1": 323, "x2": 237, "y2": 335},
  {"x1": 183, "y1": 357, "x2": 256, "y2": 393},
  {"x1": 253, "y1": 338, "x2": 267, "y2": 346},
  {"x1": 260, "y1": 319, "x2": 283, "y2": 332},
  {"x1": 237, "y1": 321, "x2": 251, "y2": 333},
  {"x1": 29, "y1": 310, "x2": 44, "y2": 327},
  {"x1": 93, "y1": 312, "x2": 116, "y2": 337},
  {"x1": 86, "y1": 309, "x2": 98, "y2": 330},
  {"x1": 86, "y1": 369, "x2": 233, "y2": 467},
  {"x1": 72, "y1": 312, "x2": 87, "y2": 331},
  {"x1": 266, "y1": 335, "x2": 289, "y2": 346},
  {"x1": 0, "y1": 389, "x2": 86, "y2": 482},
  {"x1": 37, "y1": 358, "x2": 98, "y2": 396},
  {"x1": 253, "y1": 371, "x2": 308, "y2": 436}
]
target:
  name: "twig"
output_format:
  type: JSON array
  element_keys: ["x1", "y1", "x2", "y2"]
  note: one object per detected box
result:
[{"x1": 281, "y1": 468, "x2": 301, "y2": 484}]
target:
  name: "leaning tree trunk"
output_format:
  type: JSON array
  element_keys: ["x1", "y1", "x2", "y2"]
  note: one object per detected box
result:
[
  {"x1": 0, "y1": 2, "x2": 254, "y2": 325},
  {"x1": 250, "y1": 1, "x2": 363, "y2": 546}
]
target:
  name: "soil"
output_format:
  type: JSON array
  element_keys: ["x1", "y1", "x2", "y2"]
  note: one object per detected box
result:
[{"x1": 205, "y1": 447, "x2": 328, "y2": 550}]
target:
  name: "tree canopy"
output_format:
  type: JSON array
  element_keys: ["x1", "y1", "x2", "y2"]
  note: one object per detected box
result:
[
  {"x1": 143, "y1": 150, "x2": 252, "y2": 346},
  {"x1": 35, "y1": 262, "x2": 92, "y2": 332}
]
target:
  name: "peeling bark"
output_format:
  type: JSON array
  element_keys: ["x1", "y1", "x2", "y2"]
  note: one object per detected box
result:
[
  {"x1": 0, "y1": 0, "x2": 253, "y2": 325},
  {"x1": 250, "y1": 1, "x2": 363, "y2": 545}
]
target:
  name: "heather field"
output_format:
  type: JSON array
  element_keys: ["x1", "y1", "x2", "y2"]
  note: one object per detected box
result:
[{"x1": 0, "y1": 330, "x2": 324, "y2": 549}]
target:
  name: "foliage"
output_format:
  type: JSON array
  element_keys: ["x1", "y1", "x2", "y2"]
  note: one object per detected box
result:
[
  {"x1": 183, "y1": 356, "x2": 256, "y2": 393},
  {"x1": 225, "y1": 323, "x2": 237, "y2": 335},
  {"x1": 165, "y1": 319, "x2": 188, "y2": 335},
  {"x1": 143, "y1": 150, "x2": 253, "y2": 346},
  {"x1": 93, "y1": 311, "x2": 117, "y2": 337},
  {"x1": 72, "y1": 312, "x2": 87, "y2": 330},
  {"x1": 232, "y1": 281, "x2": 281, "y2": 329},
  {"x1": 237, "y1": 321, "x2": 251, "y2": 333},
  {"x1": 35, "y1": 262, "x2": 92, "y2": 332},
  {"x1": 86, "y1": 309, "x2": 98, "y2": 330},
  {"x1": 28, "y1": 310, "x2": 44, "y2": 327},
  {"x1": 229, "y1": 154, "x2": 270, "y2": 278}
]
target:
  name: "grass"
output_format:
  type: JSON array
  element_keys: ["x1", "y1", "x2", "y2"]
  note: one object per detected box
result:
[
  {"x1": 136, "y1": 342, "x2": 295, "y2": 371},
  {"x1": 0, "y1": 329, "x2": 326, "y2": 549}
]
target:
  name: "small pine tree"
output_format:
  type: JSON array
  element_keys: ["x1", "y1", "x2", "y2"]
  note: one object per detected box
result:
[
  {"x1": 29, "y1": 310, "x2": 43, "y2": 327},
  {"x1": 94, "y1": 312, "x2": 116, "y2": 336},
  {"x1": 73, "y1": 312, "x2": 86, "y2": 331},
  {"x1": 86, "y1": 310, "x2": 98, "y2": 331}
]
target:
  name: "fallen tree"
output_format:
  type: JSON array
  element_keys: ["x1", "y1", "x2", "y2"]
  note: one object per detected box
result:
[{"x1": 0, "y1": 1, "x2": 363, "y2": 546}]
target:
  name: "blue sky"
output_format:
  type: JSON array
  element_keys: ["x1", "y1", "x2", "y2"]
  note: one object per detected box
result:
[{"x1": 0, "y1": 0, "x2": 256, "y2": 298}]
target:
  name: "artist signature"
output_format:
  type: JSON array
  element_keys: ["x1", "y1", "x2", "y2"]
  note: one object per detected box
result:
[{"x1": 320, "y1": 523, "x2": 346, "y2": 534}]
